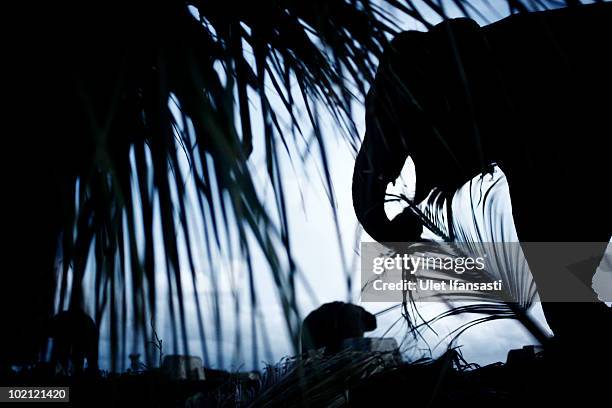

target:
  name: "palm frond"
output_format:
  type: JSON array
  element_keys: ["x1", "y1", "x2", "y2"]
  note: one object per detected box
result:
[{"x1": 33, "y1": 0, "x2": 403, "y2": 369}]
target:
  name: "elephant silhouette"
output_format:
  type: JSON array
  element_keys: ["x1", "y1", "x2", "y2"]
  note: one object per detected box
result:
[
  {"x1": 352, "y1": 3, "x2": 612, "y2": 344},
  {"x1": 301, "y1": 302, "x2": 377, "y2": 354},
  {"x1": 48, "y1": 309, "x2": 99, "y2": 375}
]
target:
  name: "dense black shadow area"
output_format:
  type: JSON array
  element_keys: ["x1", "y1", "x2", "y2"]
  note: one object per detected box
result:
[
  {"x1": 4, "y1": 3, "x2": 187, "y2": 370},
  {"x1": 48, "y1": 309, "x2": 99, "y2": 375},
  {"x1": 353, "y1": 3, "x2": 612, "y2": 345}
]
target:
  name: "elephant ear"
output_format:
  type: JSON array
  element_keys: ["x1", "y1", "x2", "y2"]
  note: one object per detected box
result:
[{"x1": 360, "y1": 308, "x2": 377, "y2": 332}]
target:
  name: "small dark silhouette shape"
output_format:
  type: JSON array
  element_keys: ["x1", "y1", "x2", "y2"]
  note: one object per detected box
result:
[
  {"x1": 48, "y1": 309, "x2": 99, "y2": 375},
  {"x1": 301, "y1": 302, "x2": 377, "y2": 354},
  {"x1": 352, "y1": 3, "x2": 612, "y2": 344},
  {"x1": 128, "y1": 353, "x2": 141, "y2": 372}
]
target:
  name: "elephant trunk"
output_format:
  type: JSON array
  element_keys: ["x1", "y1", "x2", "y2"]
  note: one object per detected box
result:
[{"x1": 352, "y1": 132, "x2": 421, "y2": 243}]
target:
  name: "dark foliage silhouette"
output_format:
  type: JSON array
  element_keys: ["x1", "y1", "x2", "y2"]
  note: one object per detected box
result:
[{"x1": 4, "y1": 0, "x2": 399, "y2": 369}]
